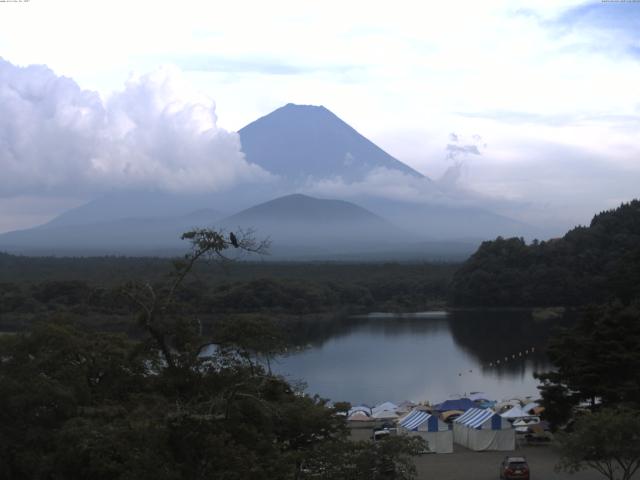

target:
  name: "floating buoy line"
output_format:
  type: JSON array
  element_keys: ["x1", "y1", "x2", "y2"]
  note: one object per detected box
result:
[
  {"x1": 487, "y1": 346, "x2": 535, "y2": 368},
  {"x1": 455, "y1": 346, "x2": 538, "y2": 377}
]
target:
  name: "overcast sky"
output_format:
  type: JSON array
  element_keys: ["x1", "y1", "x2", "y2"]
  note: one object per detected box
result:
[{"x1": 0, "y1": 0, "x2": 639, "y2": 233}]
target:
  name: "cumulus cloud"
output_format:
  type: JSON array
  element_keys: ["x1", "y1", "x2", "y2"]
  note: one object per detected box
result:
[
  {"x1": 0, "y1": 58, "x2": 272, "y2": 197},
  {"x1": 301, "y1": 168, "x2": 497, "y2": 210},
  {"x1": 301, "y1": 131, "x2": 494, "y2": 206},
  {"x1": 445, "y1": 143, "x2": 481, "y2": 160},
  {"x1": 439, "y1": 133, "x2": 486, "y2": 190},
  {"x1": 303, "y1": 167, "x2": 441, "y2": 204}
]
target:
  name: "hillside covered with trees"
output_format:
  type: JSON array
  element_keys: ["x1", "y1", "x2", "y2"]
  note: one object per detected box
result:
[{"x1": 450, "y1": 200, "x2": 640, "y2": 307}]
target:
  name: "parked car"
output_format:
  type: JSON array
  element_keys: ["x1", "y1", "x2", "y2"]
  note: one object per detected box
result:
[{"x1": 499, "y1": 456, "x2": 530, "y2": 480}]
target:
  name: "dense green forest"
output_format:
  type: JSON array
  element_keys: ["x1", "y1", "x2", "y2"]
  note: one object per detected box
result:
[
  {"x1": 450, "y1": 200, "x2": 640, "y2": 307},
  {"x1": 0, "y1": 255, "x2": 455, "y2": 334}
]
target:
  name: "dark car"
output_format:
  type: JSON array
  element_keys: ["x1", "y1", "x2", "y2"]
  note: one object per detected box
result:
[{"x1": 499, "y1": 456, "x2": 530, "y2": 480}]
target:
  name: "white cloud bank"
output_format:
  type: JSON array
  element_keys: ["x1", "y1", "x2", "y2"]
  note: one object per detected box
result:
[
  {"x1": 303, "y1": 132, "x2": 493, "y2": 208},
  {"x1": 0, "y1": 58, "x2": 272, "y2": 197}
]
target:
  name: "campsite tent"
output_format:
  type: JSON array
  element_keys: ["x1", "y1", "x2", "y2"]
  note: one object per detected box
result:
[
  {"x1": 513, "y1": 416, "x2": 541, "y2": 433},
  {"x1": 371, "y1": 409, "x2": 399, "y2": 420},
  {"x1": 396, "y1": 400, "x2": 417, "y2": 415},
  {"x1": 348, "y1": 405, "x2": 372, "y2": 417},
  {"x1": 440, "y1": 410, "x2": 464, "y2": 423},
  {"x1": 468, "y1": 392, "x2": 489, "y2": 402},
  {"x1": 434, "y1": 398, "x2": 475, "y2": 412},
  {"x1": 371, "y1": 402, "x2": 399, "y2": 420},
  {"x1": 347, "y1": 411, "x2": 371, "y2": 422},
  {"x1": 398, "y1": 410, "x2": 453, "y2": 454},
  {"x1": 372, "y1": 402, "x2": 398, "y2": 416},
  {"x1": 500, "y1": 405, "x2": 528, "y2": 419},
  {"x1": 495, "y1": 400, "x2": 519, "y2": 413},
  {"x1": 453, "y1": 408, "x2": 515, "y2": 451}
]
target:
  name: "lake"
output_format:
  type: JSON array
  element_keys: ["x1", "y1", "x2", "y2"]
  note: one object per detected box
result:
[{"x1": 272, "y1": 310, "x2": 568, "y2": 406}]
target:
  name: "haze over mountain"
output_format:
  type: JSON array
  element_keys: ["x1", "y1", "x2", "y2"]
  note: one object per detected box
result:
[
  {"x1": 355, "y1": 196, "x2": 539, "y2": 241},
  {"x1": 220, "y1": 194, "x2": 406, "y2": 253},
  {"x1": 0, "y1": 209, "x2": 223, "y2": 256},
  {"x1": 0, "y1": 103, "x2": 538, "y2": 258}
]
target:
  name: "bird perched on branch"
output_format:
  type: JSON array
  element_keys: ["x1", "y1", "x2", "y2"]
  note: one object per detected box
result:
[{"x1": 229, "y1": 232, "x2": 239, "y2": 248}]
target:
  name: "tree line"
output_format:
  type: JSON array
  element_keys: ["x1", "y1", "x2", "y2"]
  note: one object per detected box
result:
[
  {"x1": 0, "y1": 262, "x2": 454, "y2": 333},
  {"x1": 450, "y1": 200, "x2": 640, "y2": 307}
]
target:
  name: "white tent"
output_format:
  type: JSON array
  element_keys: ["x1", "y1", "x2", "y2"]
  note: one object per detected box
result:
[
  {"x1": 348, "y1": 405, "x2": 372, "y2": 417},
  {"x1": 522, "y1": 402, "x2": 539, "y2": 414},
  {"x1": 398, "y1": 410, "x2": 453, "y2": 454},
  {"x1": 396, "y1": 400, "x2": 416, "y2": 415},
  {"x1": 347, "y1": 411, "x2": 372, "y2": 422},
  {"x1": 371, "y1": 402, "x2": 399, "y2": 419},
  {"x1": 513, "y1": 416, "x2": 541, "y2": 433},
  {"x1": 453, "y1": 408, "x2": 515, "y2": 451},
  {"x1": 496, "y1": 400, "x2": 518, "y2": 411},
  {"x1": 371, "y1": 409, "x2": 399, "y2": 420},
  {"x1": 500, "y1": 405, "x2": 528, "y2": 419},
  {"x1": 372, "y1": 402, "x2": 398, "y2": 416}
]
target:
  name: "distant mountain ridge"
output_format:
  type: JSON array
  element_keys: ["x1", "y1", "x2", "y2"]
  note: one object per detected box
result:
[
  {"x1": 223, "y1": 193, "x2": 385, "y2": 224},
  {"x1": 239, "y1": 103, "x2": 424, "y2": 182},
  {"x1": 0, "y1": 209, "x2": 223, "y2": 256},
  {"x1": 219, "y1": 193, "x2": 408, "y2": 251}
]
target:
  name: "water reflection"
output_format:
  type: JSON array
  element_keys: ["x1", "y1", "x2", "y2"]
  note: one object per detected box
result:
[{"x1": 273, "y1": 310, "x2": 570, "y2": 405}]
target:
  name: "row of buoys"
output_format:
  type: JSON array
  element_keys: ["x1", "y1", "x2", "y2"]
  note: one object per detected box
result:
[
  {"x1": 487, "y1": 347, "x2": 536, "y2": 368},
  {"x1": 456, "y1": 346, "x2": 537, "y2": 376}
]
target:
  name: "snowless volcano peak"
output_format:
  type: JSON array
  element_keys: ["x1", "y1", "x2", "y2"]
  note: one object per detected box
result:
[{"x1": 238, "y1": 103, "x2": 424, "y2": 182}]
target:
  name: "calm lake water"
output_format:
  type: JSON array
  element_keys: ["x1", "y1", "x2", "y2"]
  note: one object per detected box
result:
[{"x1": 272, "y1": 310, "x2": 568, "y2": 406}]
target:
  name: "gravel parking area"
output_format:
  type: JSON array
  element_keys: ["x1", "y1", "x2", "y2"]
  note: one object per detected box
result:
[{"x1": 413, "y1": 444, "x2": 635, "y2": 480}]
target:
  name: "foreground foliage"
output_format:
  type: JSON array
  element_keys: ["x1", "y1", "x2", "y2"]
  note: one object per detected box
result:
[
  {"x1": 556, "y1": 408, "x2": 640, "y2": 480},
  {"x1": 0, "y1": 322, "x2": 342, "y2": 480},
  {"x1": 535, "y1": 302, "x2": 640, "y2": 429},
  {"x1": 0, "y1": 229, "x2": 425, "y2": 479},
  {"x1": 535, "y1": 302, "x2": 640, "y2": 479}
]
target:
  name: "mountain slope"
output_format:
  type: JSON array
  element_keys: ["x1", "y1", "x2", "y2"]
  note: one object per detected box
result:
[
  {"x1": 356, "y1": 196, "x2": 543, "y2": 240},
  {"x1": 0, "y1": 209, "x2": 222, "y2": 255},
  {"x1": 224, "y1": 193, "x2": 386, "y2": 224},
  {"x1": 239, "y1": 103, "x2": 424, "y2": 181},
  {"x1": 219, "y1": 194, "x2": 409, "y2": 253}
]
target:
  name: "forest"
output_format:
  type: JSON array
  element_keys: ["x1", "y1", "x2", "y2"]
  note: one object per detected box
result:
[
  {"x1": 450, "y1": 200, "x2": 640, "y2": 307},
  {"x1": 0, "y1": 254, "x2": 455, "y2": 335}
]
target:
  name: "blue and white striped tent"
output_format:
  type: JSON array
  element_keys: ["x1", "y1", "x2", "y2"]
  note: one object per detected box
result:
[
  {"x1": 453, "y1": 408, "x2": 515, "y2": 451},
  {"x1": 399, "y1": 410, "x2": 438, "y2": 431},
  {"x1": 397, "y1": 410, "x2": 453, "y2": 453},
  {"x1": 455, "y1": 408, "x2": 505, "y2": 429}
]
